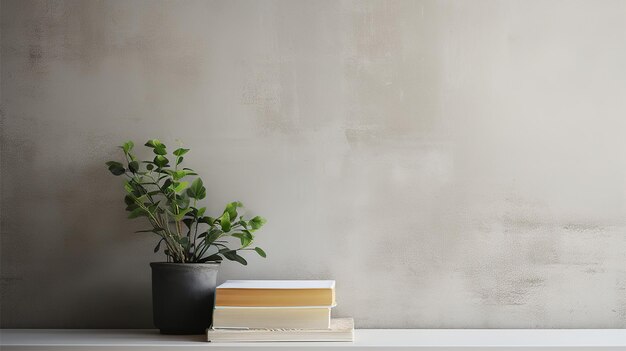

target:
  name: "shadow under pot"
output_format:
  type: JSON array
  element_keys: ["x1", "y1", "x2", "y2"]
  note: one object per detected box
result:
[{"x1": 150, "y1": 262, "x2": 220, "y2": 335}]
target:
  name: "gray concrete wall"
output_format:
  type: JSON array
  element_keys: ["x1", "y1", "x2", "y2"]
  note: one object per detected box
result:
[{"x1": 2, "y1": 0, "x2": 626, "y2": 328}]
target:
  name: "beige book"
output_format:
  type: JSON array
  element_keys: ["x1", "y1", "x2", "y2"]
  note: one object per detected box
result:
[
  {"x1": 212, "y1": 307, "x2": 331, "y2": 329},
  {"x1": 207, "y1": 318, "x2": 354, "y2": 342},
  {"x1": 215, "y1": 280, "x2": 336, "y2": 307}
]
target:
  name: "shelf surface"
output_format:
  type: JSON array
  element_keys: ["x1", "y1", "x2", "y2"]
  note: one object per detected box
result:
[{"x1": 2, "y1": 328, "x2": 626, "y2": 350}]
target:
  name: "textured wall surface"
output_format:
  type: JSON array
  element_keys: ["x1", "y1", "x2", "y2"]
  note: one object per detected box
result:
[{"x1": 2, "y1": 0, "x2": 626, "y2": 328}]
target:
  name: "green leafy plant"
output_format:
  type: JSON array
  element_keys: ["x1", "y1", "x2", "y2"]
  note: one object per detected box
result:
[{"x1": 106, "y1": 139, "x2": 267, "y2": 264}]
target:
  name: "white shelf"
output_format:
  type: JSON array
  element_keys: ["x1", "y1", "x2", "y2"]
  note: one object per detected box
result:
[{"x1": 2, "y1": 329, "x2": 626, "y2": 350}]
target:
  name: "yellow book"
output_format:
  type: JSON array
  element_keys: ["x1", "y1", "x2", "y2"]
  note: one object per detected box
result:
[{"x1": 215, "y1": 280, "x2": 336, "y2": 307}]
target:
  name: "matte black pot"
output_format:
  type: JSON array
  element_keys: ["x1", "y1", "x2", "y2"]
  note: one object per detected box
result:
[{"x1": 150, "y1": 262, "x2": 220, "y2": 335}]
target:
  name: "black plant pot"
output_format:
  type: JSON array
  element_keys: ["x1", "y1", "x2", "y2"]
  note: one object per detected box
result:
[{"x1": 150, "y1": 262, "x2": 220, "y2": 335}]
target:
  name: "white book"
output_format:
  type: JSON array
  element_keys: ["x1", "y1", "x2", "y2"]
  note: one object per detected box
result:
[
  {"x1": 217, "y1": 280, "x2": 335, "y2": 289},
  {"x1": 207, "y1": 318, "x2": 354, "y2": 342},
  {"x1": 212, "y1": 307, "x2": 331, "y2": 329}
]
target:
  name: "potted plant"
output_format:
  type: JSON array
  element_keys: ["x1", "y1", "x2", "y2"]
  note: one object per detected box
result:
[{"x1": 106, "y1": 139, "x2": 267, "y2": 335}]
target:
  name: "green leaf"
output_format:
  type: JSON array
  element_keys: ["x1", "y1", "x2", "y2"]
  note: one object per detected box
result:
[
  {"x1": 176, "y1": 156, "x2": 184, "y2": 165},
  {"x1": 148, "y1": 202, "x2": 162, "y2": 214},
  {"x1": 174, "y1": 194, "x2": 190, "y2": 209},
  {"x1": 123, "y1": 181, "x2": 144, "y2": 197},
  {"x1": 128, "y1": 161, "x2": 139, "y2": 173},
  {"x1": 124, "y1": 195, "x2": 135, "y2": 206},
  {"x1": 154, "y1": 155, "x2": 169, "y2": 168},
  {"x1": 196, "y1": 207, "x2": 206, "y2": 218},
  {"x1": 145, "y1": 139, "x2": 163, "y2": 148},
  {"x1": 128, "y1": 207, "x2": 146, "y2": 219},
  {"x1": 172, "y1": 181, "x2": 188, "y2": 193},
  {"x1": 161, "y1": 178, "x2": 172, "y2": 191},
  {"x1": 106, "y1": 161, "x2": 125, "y2": 176},
  {"x1": 135, "y1": 194, "x2": 149, "y2": 203},
  {"x1": 146, "y1": 164, "x2": 154, "y2": 171},
  {"x1": 120, "y1": 141, "x2": 134, "y2": 154},
  {"x1": 182, "y1": 218, "x2": 194, "y2": 229},
  {"x1": 224, "y1": 202, "x2": 243, "y2": 222},
  {"x1": 173, "y1": 148, "x2": 190, "y2": 156},
  {"x1": 154, "y1": 239, "x2": 164, "y2": 253},
  {"x1": 172, "y1": 170, "x2": 186, "y2": 180},
  {"x1": 123, "y1": 181, "x2": 134, "y2": 194},
  {"x1": 170, "y1": 207, "x2": 192, "y2": 221},
  {"x1": 177, "y1": 236, "x2": 190, "y2": 251},
  {"x1": 221, "y1": 212, "x2": 231, "y2": 232},
  {"x1": 183, "y1": 168, "x2": 198, "y2": 175},
  {"x1": 223, "y1": 251, "x2": 247, "y2": 265},
  {"x1": 254, "y1": 247, "x2": 267, "y2": 258},
  {"x1": 198, "y1": 254, "x2": 223, "y2": 263},
  {"x1": 231, "y1": 232, "x2": 253, "y2": 247},
  {"x1": 199, "y1": 216, "x2": 216, "y2": 224},
  {"x1": 203, "y1": 228, "x2": 222, "y2": 245},
  {"x1": 135, "y1": 228, "x2": 163, "y2": 234},
  {"x1": 153, "y1": 145, "x2": 167, "y2": 155},
  {"x1": 189, "y1": 207, "x2": 204, "y2": 218},
  {"x1": 249, "y1": 216, "x2": 267, "y2": 230},
  {"x1": 186, "y1": 178, "x2": 206, "y2": 200}
]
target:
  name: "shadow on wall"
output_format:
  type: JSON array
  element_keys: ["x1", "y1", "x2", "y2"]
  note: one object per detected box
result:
[{"x1": 1, "y1": 150, "x2": 155, "y2": 327}]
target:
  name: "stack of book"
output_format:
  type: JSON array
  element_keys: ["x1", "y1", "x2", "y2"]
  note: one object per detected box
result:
[{"x1": 207, "y1": 280, "x2": 354, "y2": 342}]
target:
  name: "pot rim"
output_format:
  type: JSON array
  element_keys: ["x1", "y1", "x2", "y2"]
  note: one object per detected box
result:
[{"x1": 150, "y1": 262, "x2": 221, "y2": 267}]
